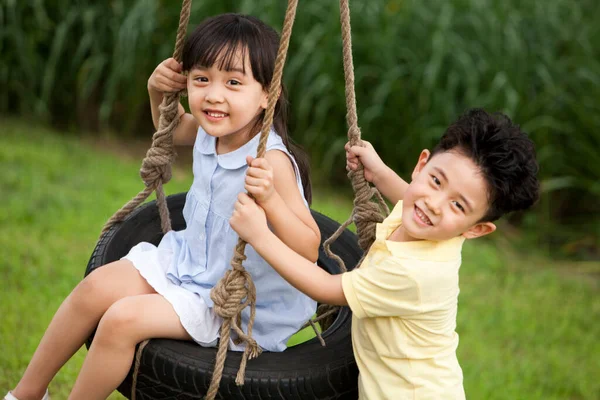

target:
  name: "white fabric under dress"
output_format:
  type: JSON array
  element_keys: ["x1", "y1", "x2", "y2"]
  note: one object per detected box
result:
[{"x1": 125, "y1": 241, "x2": 223, "y2": 348}]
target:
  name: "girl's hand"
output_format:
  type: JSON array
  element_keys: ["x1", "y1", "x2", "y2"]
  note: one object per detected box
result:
[
  {"x1": 245, "y1": 156, "x2": 276, "y2": 205},
  {"x1": 230, "y1": 193, "x2": 269, "y2": 243},
  {"x1": 148, "y1": 58, "x2": 187, "y2": 94},
  {"x1": 345, "y1": 140, "x2": 386, "y2": 183}
]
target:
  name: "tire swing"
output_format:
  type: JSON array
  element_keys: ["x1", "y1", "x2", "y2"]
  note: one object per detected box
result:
[{"x1": 85, "y1": 0, "x2": 388, "y2": 399}]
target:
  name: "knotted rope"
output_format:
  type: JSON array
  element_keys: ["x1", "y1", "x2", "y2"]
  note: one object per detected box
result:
[
  {"x1": 205, "y1": 1, "x2": 299, "y2": 399},
  {"x1": 322, "y1": 0, "x2": 389, "y2": 274},
  {"x1": 102, "y1": 0, "x2": 192, "y2": 237},
  {"x1": 97, "y1": 1, "x2": 193, "y2": 400}
]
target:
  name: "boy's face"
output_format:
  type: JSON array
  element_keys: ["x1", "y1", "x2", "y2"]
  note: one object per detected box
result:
[{"x1": 400, "y1": 150, "x2": 496, "y2": 242}]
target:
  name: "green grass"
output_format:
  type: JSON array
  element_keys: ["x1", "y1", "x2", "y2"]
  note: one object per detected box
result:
[{"x1": 1, "y1": 120, "x2": 599, "y2": 399}]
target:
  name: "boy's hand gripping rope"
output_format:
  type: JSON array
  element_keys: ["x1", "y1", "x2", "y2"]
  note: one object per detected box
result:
[
  {"x1": 316, "y1": 0, "x2": 390, "y2": 340},
  {"x1": 322, "y1": 0, "x2": 389, "y2": 268}
]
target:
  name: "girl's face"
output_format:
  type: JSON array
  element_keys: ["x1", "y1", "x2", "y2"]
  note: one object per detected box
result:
[{"x1": 187, "y1": 47, "x2": 268, "y2": 150}]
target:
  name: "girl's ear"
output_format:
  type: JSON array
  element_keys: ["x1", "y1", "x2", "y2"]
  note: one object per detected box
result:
[
  {"x1": 411, "y1": 149, "x2": 431, "y2": 181},
  {"x1": 260, "y1": 90, "x2": 269, "y2": 110},
  {"x1": 461, "y1": 221, "x2": 496, "y2": 239},
  {"x1": 259, "y1": 85, "x2": 281, "y2": 110}
]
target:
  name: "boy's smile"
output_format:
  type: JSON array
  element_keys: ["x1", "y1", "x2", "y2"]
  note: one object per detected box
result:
[
  {"x1": 392, "y1": 149, "x2": 496, "y2": 242},
  {"x1": 414, "y1": 204, "x2": 433, "y2": 226}
]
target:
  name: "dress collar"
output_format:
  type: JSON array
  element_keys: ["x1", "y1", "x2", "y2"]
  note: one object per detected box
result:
[{"x1": 196, "y1": 127, "x2": 276, "y2": 170}]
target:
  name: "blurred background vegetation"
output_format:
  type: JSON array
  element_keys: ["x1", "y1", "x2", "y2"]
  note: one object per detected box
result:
[
  {"x1": 1, "y1": 0, "x2": 599, "y2": 399},
  {"x1": 2, "y1": 0, "x2": 599, "y2": 258}
]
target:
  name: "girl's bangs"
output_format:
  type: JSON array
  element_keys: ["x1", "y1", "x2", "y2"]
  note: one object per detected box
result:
[{"x1": 183, "y1": 20, "x2": 253, "y2": 73}]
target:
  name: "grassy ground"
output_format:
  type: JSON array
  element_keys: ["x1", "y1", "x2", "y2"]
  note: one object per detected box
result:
[{"x1": 1, "y1": 120, "x2": 598, "y2": 399}]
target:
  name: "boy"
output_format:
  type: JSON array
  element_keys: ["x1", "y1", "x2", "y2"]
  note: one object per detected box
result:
[{"x1": 230, "y1": 108, "x2": 540, "y2": 399}]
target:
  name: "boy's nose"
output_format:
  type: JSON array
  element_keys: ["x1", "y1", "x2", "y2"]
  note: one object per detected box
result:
[{"x1": 424, "y1": 197, "x2": 442, "y2": 215}]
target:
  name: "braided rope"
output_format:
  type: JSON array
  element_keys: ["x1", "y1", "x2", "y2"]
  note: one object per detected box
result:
[
  {"x1": 126, "y1": 2, "x2": 193, "y2": 400},
  {"x1": 315, "y1": 0, "x2": 390, "y2": 332},
  {"x1": 322, "y1": 0, "x2": 389, "y2": 265},
  {"x1": 205, "y1": 1, "x2": 299, "y2": 398}
]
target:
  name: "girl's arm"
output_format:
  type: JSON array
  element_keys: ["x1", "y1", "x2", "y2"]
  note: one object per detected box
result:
[
  {"x1": 148, "y1": 58, "x2": 198, "y2": 146},
  {"x1": 244, "y1": 152, "x2": 321, "y2": 263},
  {"x1": 231, "y1": 193, "x2": 346, "y2": 306}
]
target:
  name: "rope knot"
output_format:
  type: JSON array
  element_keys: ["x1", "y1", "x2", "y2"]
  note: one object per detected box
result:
[
  {"x1": 140, "y1": 147, "x2": 174, "y2": 187},
  {"x1": 348, "y1": 168, "x2": 388, "y2": 251},
  {"x1": 211, "y1": 269, "x2": 251, "y2": 319}
]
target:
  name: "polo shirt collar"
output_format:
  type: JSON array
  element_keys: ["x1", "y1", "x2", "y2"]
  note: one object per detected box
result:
[{"x1": 376, "y1": 201, "x2": 465, "y2": 262}]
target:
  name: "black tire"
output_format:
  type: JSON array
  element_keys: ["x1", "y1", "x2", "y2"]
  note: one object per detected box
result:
[{"x1": 85, "y1": 192, "x2": 362, "y2": 399}]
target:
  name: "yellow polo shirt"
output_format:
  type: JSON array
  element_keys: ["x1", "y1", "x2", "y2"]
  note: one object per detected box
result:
[{"x1": 341, "y1": 201, "x2": 466, "y2": 399}]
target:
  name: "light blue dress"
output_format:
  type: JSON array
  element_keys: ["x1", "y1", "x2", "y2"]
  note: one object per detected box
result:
[{"x1": 124, "y1": 126, "x2": 317, "y2": 352}]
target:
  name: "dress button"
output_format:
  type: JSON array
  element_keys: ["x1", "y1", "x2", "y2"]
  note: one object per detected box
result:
[{"x1": 199, "y1": 234, "x2": 205, "y2": 240}]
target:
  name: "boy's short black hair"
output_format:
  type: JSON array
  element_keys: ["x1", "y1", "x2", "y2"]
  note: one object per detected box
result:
[{"x1": 430, "y1": 108, "x2": 540, "y2": 222}]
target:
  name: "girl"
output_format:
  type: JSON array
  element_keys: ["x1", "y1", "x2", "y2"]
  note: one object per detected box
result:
[{"x1": 7, "y1": 13, "x2": 320, "y2": 400}]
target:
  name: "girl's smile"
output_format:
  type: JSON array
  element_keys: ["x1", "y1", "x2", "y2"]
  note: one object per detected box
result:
[{"x1": 203, "y1": 108, "x2": 229, "y2": 122}]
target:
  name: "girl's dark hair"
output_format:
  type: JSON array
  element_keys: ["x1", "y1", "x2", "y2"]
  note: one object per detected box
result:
[
  {"x1": 182, "y1": 13, "x2": 312, "y2": 203},
  {"x1": 430, "y1": 108, "x2": 540, "y2": 222}
]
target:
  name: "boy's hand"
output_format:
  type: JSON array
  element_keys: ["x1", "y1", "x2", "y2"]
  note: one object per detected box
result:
[
  {"x1": 345, "y1": 140, "x2": 386, "y2": 183},
  {"x1": 230, "y1": 193, "x2": 269, "y2": 244},
  {"x1": 245, "y1": 156, "x2": 276, "y2": 205},
  {"x1": 148, "y1": 58, "x2": 187, "y2": 93}
]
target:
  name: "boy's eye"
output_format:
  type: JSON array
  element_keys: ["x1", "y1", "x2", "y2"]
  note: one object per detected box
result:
[
  {"x1": 453, "y1": 201, "x2": 465, "y2": 212},
  {"x1": 431, "y1": 175, "x2": 441, "y2": 186}
]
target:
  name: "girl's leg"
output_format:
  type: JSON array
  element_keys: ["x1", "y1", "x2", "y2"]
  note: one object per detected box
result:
[
  {"x1": 68, "y1": 294, "x2": 191, "y2": 400},
  {"x1": 12, "y1": 260, "x2": 155, "y2": 400}
]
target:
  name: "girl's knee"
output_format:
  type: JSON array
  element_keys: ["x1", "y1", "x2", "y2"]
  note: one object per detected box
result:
[
  {"x1": 94, "y1": 298, "x2": 142, "y2": 346},
  {"x1": 70, "y1": 272, "x2": 112, "y2": 314},
  {"x1": 72, "y1": 260, "x2": 144, "y2": 313}
]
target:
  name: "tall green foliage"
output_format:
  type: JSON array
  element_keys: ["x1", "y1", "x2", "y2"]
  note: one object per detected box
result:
[{"x1": 1, "y1": 0, "x2": 599, "y2": 237}]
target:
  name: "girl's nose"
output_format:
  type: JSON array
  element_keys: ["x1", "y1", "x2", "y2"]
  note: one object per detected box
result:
[{"x1": 205, "y1": 86, "x2": 225, "y2": 103}]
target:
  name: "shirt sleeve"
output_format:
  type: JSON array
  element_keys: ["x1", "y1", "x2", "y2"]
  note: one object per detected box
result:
[{"x1": 341, "y1": 257, "x2": 421, "y2": 319}]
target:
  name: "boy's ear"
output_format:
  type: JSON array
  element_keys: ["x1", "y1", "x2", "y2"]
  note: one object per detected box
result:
[
  {"x1": 461, "y1": 222, "x2": 496, "y2": 239},
  {"x1": 411, "y1": 149, "x2": 431, "y2": 180}
]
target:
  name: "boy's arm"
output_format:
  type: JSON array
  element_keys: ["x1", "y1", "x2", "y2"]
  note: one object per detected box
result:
[
  {"x1": 346, "y1": 141, "x2": 409, "y2": 204},
  {"x1": 254, "y1": 229, "x2": 347, "y2": 306},
  {"x1": 371, "y1": 165, "x2": 409, "y2": 205},
  {"x1": 231, "y1": 193, "x2": 347, "y2": 306}
]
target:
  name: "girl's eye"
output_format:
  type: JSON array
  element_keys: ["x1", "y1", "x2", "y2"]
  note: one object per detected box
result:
[
  {"x1": 453, "y1": 201, "x2": 465, "y2": 212},
  {"x1": 195, "y1": 76, "x2": 208, "y2": 82},
  {"x1": 228, "y1": 79, "x2": 241, "y2": 86},
  {"x1": 431, "y1": 175, "x2": 441, "y2": 186}
]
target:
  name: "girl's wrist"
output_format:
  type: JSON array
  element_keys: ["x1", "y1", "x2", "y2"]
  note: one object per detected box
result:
[
  {"x1": 257, "y1": 191, "x2": 280, "y2": 213},
  {"x1": 251, "y1": 227, "x2": 275, "y2": 253}
]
